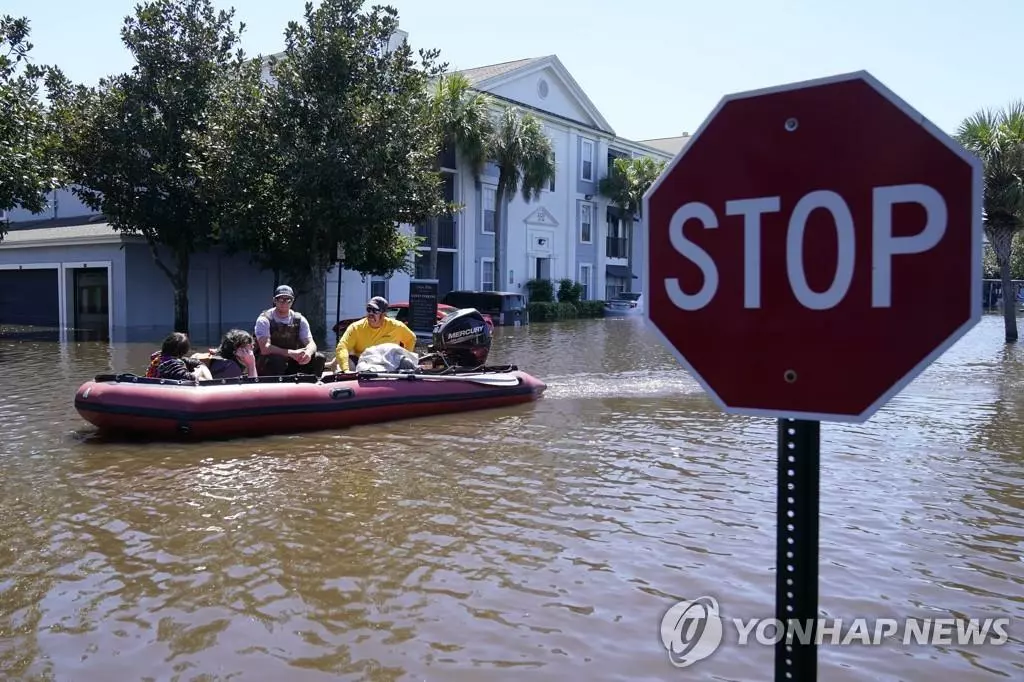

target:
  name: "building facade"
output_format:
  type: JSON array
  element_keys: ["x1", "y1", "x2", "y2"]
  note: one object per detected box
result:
[{"x1": 0, "y1": 41, "x2": 683, "y2": 344}]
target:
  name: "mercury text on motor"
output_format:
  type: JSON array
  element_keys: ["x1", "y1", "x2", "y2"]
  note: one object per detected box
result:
[{"x1": 665, "y1": 183, "x2": 947, "y2": 311}]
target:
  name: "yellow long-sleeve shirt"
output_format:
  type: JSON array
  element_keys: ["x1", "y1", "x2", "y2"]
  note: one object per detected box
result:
[{"x1": 335, "y1": 316, "x2": 417, "y2": 371}]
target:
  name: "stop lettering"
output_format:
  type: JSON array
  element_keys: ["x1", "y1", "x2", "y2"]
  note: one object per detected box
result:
[
  {"x1": 642, "y1": 72, "x2": 982, "y2": 423},
  {"x1": 668, "y1": 183, "x2": 947, "y2": 311}
]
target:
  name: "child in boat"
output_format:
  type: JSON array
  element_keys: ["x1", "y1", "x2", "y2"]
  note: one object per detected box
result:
[
  {"x1": 145, "y1": 332, "x2": 213, "y2": 382},
  {"x1": 190, "y1": 329, "x2": 258, "y2": 379}
]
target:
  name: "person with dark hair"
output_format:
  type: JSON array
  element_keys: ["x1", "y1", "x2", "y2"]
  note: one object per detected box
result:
[
  {"x1": 145, "y1": 332, "x2": 213, "y2": 381},
  {"x1": 191, "y1": 329, "x2": 259, "y2": 379},
  {"x1": 334, "y1": 296, "x2": 417, "y2": 373},
  {"x1": 254, "y1": 285, "x2": 327, "y2": 377}
]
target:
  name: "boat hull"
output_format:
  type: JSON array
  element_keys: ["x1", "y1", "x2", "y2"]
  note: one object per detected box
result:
[{"x1": 74, "y1": 371, "x2": 546, "y2": 440}]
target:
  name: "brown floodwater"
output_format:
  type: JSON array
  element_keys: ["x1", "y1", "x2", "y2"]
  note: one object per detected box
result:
[{"x1": 0, "y1": 315, "x2": 1021, "y2": 681}]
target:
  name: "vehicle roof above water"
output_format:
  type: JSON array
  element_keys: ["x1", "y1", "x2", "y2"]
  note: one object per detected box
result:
[{"x1": 442, "y1": 290, "x2": 527, "y2": 309}]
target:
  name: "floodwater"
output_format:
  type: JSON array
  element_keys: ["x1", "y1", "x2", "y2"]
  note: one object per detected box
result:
[{"x1": 0, "y1": 315, "x2": 1021, "y2": 681}]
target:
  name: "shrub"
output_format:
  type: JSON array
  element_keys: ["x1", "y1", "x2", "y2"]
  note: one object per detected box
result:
[
  {"x1": 525, "y1": 278, "x2": 554, "y2": 302},
  {"x1": 557, "y1": 278, "x2": 583, "y2": 304},
  {"x1": 577, "y1": 300, "x2": 606, "y2": 317}
]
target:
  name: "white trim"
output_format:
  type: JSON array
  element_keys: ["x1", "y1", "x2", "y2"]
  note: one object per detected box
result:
[
  {"x1": 580, "y1": 138, "x2": 595, "y2": 181},
  {"x1": 641, "y1": 69, "x2": 984, "y2": 424},
  {"x1": 578, "y1": 200, "x2": 593, "y2": 244},
  {"x1": 0, "y1": 260, "x2": 113, "y2": 342},
  {"x1": 480, "y1": 257, "x2": 495, "y2": 291},
  {"x1": 481, "y1": 184, "x2": 496, "y2": 235},
  {"x1": 0, "y1": 262, "x2": 62, "y2": 269},
  {"x1": 578, "y1": 262, "x2": 593, "y2": 300},
  {"x1": 61, "y1": 260, "x2": 114, "y2": 343},
  {"x1": 0, "y1": 234, "x2": 137, "y2": 249},
  {"x1": 470, "y1": 55, "x2": 616, "y2": 135}
]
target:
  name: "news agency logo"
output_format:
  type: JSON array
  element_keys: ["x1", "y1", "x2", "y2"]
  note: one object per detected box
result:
[
  {"x1": 659, "y1": 596, "x2": 1011, "y2": 668},
  {"x1": 659, "y1": 596, "x2": 724, "y2": 668}
]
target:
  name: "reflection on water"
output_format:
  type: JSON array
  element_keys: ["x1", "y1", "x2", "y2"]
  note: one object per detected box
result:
[{"x1": 0, "y1": 315, "x2": 1022, "y2": 680}]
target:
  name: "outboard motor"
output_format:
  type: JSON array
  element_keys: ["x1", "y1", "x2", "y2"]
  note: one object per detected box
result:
[{"x1": 427, "y1": 307, "x2": 492, "y2": 368}]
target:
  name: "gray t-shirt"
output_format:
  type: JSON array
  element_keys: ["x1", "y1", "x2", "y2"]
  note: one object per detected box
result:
[{"x1": 254, "y1": 309, "x2": 312, "y2": 344}]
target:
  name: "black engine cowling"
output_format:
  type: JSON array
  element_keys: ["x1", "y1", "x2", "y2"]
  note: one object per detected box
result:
[{"x1": 427, "y1": 307, "x2": 492, "y2": 368}]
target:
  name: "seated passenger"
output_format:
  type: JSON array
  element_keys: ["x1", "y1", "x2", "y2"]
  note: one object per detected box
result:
[
  {"x1": 192, "y1": 329, "x2": 258, "y2": 379},
  {"x1": 146, "y1": 332, "x2": 213, "y2": 382},
  {"x1": 335, "y1": 296, "x2": 417, "y2": 373},
  {"x1": 254, "y1": 285, "x2": 328, "y2": 377}
]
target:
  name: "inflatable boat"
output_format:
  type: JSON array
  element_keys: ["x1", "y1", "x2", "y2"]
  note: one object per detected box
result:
[{"x1": 73, "y1": 308, "x2": 547, "y2": 440}]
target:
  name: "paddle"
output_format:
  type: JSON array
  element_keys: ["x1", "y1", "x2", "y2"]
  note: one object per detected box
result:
[{"x1": 356, "y1": 371, "x2": 520, "y2": 387}]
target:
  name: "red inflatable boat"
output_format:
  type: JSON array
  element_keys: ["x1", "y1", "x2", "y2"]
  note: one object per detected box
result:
[
  {"x1": 74, "y1": 367, "x2": 545, "y2": 440},
  {"x1": 74, "y1": 308, "x2": 546, "y2": 440}
]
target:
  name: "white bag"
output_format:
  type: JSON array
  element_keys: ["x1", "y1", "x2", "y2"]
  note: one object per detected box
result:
[{"x1": 355, "y1": 343, "x2": 420, "y2": 373}]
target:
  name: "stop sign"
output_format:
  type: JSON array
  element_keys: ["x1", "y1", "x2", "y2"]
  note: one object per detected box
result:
[{"x1": 642, "y1": 71, "x2": 983, "y2": 423}]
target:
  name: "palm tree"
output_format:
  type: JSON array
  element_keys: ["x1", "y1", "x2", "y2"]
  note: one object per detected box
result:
[
  {"x1": 486, "y1": 106, "x2": 555, "y2": 291},
  {"x1": 956, "y1": 102, "x2": 1024, "y2": 343},
  {"x1": 598, "y1": 155, "x2": 666, "y2": 288},
  {"x1": 427, "y1": 73, "x2": 493, "y2": 279}
]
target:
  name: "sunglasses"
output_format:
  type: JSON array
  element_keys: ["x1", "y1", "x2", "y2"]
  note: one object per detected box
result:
[
  {"x1": 366, "y1": 307, "x2": 382, "y2": 314},
  {"x1": 275, "y1": 296, "x2": 294, "y2": 302}
]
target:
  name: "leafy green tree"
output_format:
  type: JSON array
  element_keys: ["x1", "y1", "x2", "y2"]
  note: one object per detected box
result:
[
  {"x1": 486, "y1": 106, "x2": 555, "y2": 291},
  {"x1": 598, "y1": 155, "x2": 666, "y2": 289},
  {"x1": 956, "y1": 102, "x2": 1024, "y2": 342},
  {"x1": 220, "y1": 0, "x2": 448, "y2": 345},
  {"x1": 0, "y1": 16, "x2": 65, "y2": 240},
  {"x1": 425, "y1": 72, "x2": 492, "y2": 279},
  {"x1": 598, "y1": 155, "x2": 666, "y2": 218},
  {"x1": 52, "y1": 0, "x2": 250, "y2": 334}
]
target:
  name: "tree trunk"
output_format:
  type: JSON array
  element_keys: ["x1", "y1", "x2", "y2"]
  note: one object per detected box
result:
[
  {"x1": 991, "y1": 226, "x2": 1019, "y2": 343},
  {"x1": 493, "y1": 177, "x2": 507, "y2": 292},
  {"x1": 294, "y1": 265, "x2": 329, "y2": 350},
  {"x1": 626, "y1": 218, "x2": 634, "y2": 292},
  {"x1": 150, "y1": 243, "x2": 190, "y2": 335},
  {"x1": 428, "y1": 217, "x2": 439, "y2": 280}
]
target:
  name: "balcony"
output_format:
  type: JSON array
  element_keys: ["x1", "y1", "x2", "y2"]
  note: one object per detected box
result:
[
  {"x1": 416, "y1": 217, "x2": 458, "y2": 250},
  {"x1": 606, "y1": 236, "x2": 629, "y2": 259}
]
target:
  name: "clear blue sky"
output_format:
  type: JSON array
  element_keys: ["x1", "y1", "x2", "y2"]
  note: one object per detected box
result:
[{"x1": 6, "y1": 0, "x2": 1021, "y2": 142}]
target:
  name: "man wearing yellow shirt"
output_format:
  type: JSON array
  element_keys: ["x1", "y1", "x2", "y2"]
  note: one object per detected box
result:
[{"x1": 335, "y1": 296, "x2": 418, "y2": 372}]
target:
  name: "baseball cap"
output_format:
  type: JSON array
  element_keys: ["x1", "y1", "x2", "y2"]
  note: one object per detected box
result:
[
  {"x1": 367, "y1": 296, "x2": 389, "y2": 312},
  {"x1": 274, "y1": 285, "x2": 294, "y2": 298}
]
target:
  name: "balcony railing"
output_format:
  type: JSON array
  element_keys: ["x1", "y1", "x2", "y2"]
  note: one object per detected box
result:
[
  {"x1": 606, "y1": 236, "x2": 629, "y2": 259},
  {"x1": 416, "y1": 217, "x2": 457, "y2": 249}
]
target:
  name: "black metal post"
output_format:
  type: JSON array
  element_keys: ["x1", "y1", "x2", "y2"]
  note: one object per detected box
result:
[{"x1": 775, "y1": 418, "x2": 820, "y2": 682}]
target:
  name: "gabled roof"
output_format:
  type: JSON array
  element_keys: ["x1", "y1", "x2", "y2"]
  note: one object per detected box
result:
[
  {"x1": 637, "y1": 135, "x2": 690, "y2": 156},
  {"x1": 456, "y1": 58, "x2": 540, "y2": 86},
  {"x1": 453, "y1": 55, "x2": 616, "y2": 135}
]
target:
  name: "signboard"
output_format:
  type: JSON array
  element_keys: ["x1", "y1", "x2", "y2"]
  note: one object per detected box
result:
[
  {"x1": 643, "y1": 71, "x2": 982, "y2": 424},
  {"x1": 642, "y1": 71, "x2": 983, "y2": 682},
  {"x1": 408, "y1": 278, "x2": 439, "y2": 338}
]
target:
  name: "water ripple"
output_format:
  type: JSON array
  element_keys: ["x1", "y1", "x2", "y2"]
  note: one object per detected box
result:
[{"x1": 0, "y1": 316, "x2": 1022, "y2": 680}]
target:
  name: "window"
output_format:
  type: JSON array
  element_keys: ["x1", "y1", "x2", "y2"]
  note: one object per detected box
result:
[
  {"x1": 579, "y1": 264, "x2": 592, "y2": 300},
  {"x1": 481, "y1": 258, "x2": 495, "y2": 291},
  {"x1": 548, "y1": 151, "x2": 556, "y2": 192},
  {"x1": 606, "y1": 279, "x2": 626, "y2": 300},
  {"x1": 370, "y1": 277, "x2": 388, "y2": 300},
  {"x1": 580, "y1": 139, "x2": 594, "y2": 181},
  {"x1": 579, "y1": 202, "x2": 593, "y2": 243},
  {"x1": 482, "y1": 185, "x2": 496, "y2": 234}
]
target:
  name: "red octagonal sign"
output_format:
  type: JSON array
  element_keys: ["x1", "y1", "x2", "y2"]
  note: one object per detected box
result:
[{"x1": 642, "y1": 71, "x2": 983, "y2": 423}]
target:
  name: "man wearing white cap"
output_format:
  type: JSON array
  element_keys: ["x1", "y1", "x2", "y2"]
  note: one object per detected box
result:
[{"x1": 254, "y1": 284, "x2": 327, "y2": 377}]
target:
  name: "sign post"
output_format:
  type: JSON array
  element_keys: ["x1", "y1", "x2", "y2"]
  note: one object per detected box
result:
[
  {"x1": 642, "y1": 71, "x2": 983, "y2": 680},
  {"x1": 408, "y1": 278, "x2": 440, "y2": 341}
]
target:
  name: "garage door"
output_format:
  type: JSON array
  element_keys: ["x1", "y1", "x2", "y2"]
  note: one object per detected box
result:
[{"x1": 0, "y1": 268, "x2": 59, "y2": 326}]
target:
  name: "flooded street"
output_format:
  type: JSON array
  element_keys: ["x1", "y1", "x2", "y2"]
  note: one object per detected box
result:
[{"x1": 0, "y1": 315, "x2": 1021, "y2": 681}]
